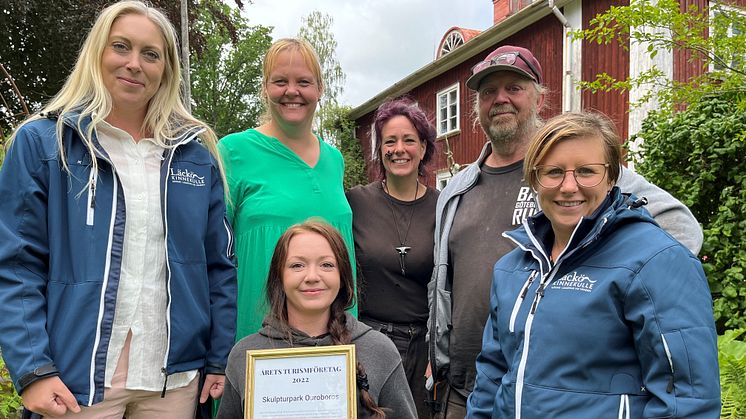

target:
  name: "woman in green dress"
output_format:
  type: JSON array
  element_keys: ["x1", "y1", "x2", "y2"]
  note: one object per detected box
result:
[{"x1": 218, "y1": 38, "x2": 355, "y2": 340}]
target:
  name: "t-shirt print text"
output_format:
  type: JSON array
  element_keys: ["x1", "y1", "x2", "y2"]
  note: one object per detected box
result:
[{"x1": 512, "y1": 186, "x2": 537, "y2": 225}]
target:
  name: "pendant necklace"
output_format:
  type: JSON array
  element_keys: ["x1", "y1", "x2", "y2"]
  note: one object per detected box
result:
[{"x1": 382, "y1": 180, "x2": 419, "y2": 276}]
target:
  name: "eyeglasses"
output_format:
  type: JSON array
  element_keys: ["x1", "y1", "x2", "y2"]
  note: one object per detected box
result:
[
  {"x1": 471, "y1": 52, "x2": 541, "y2": 83},
  {"x1": 533, "y1": 164, "x2": 610, "y2": 188}
]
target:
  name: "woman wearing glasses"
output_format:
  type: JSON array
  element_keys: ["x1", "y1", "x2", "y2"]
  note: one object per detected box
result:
[{"x1": 466, "y1": 112, "x2": 720, "y2": 418}]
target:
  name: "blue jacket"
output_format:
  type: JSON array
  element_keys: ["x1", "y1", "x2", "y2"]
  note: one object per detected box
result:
[
  {"x1": 0, "y1": 113, "x2": 237, "y2": 406},
  {"x1": 466, "y1": 187, "x2": 719, "y2": 419}
]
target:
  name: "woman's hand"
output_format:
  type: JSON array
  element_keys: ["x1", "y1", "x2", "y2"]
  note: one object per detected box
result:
[
  {"x1": 22, "y1": 376, "x2": 80, "y2": 417},
  {"x1": 200, "y1": 373, "x2": 225, "y2": 402}
]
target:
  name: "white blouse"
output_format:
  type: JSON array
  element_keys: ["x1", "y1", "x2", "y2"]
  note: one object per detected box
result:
[{"x1": 97, "y1": 121, "x2": 197, "y2": 391}]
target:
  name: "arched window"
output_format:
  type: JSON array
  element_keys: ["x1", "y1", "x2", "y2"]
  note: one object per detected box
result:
[{"x1": 439, "y1": 31, "x2": 465, "y2": 58}]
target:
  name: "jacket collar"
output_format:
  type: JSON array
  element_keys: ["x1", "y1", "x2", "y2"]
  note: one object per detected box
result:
[
  {"x1": 505, "y1": 186, "x2": 655, "y2": 265},
  {"x1": 58, "y1": 109, "x2": 204, "y2": 148}
]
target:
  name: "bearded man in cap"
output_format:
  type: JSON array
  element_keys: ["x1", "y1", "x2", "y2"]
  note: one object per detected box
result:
[{"x1": 426, "y1": 45, "x2": 702, "y2": 419}]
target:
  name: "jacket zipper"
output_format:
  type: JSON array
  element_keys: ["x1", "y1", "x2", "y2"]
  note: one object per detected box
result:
[
  {"x1": 514, "y1": 267, "x2": 557, "y2": 419},
  {"x1": 508, "y1": 216, "x2": 600, "y2": 419},
  {"x1": 660, "y1": 334, "x2": 675, "y2": 393},
  {"x1": 160, "y1": 129, "x2": 205, "y2": 395},
  {"x1": 86, "y1": 169, "x2": 97, "y2": 226},
  {"x1": 509, "y1": 270, "x2": 538, "y2": 333},
  {"x1": 80, "y1": 125, "x2": 120, "y2": 406},
  {"x1": 87, "y1": 164, "x2": 118, "y2": 405}
]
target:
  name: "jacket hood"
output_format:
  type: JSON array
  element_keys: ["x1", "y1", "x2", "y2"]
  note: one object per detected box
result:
[
  {"x1": 506, "y1": 186, "x2": 657, "y2": 263},
  {"x1": 258, "y1": 312, "x2": 373, "y2": 345}
]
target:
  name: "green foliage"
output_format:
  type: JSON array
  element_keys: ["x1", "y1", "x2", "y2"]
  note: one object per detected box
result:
[
  {"x1": 631, "y1": 91, "x2": 746, "y2": 330},
  {"x1": 719, "y1": 329, "x2": 746, "y2": 418},
  {"x1": 321, "y1": 105, "x2": 366, "y2": 189},
  {"x1": 572, "y1": 0, "x2": 746, "y2": 114},
  {"x1": 0, "y1": 0, "x2": 246, "y2": 134},
  {"x1": 190, "y1": 0, "x2": 272, "y2": 137},
  {"x1": 0, "y1": 354, "x2": 22, "y2": 419},
  {"x1": 297, "y1": 10, "x2": 346, "y2": 139}
]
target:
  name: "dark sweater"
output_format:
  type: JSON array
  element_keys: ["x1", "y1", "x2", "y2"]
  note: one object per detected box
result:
[{"x1": 216, "y1": 313, "x2": 417, "y2": 419}]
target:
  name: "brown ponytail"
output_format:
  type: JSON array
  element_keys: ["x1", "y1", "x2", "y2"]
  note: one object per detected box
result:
[{"x1": 328, "y1": 308, "x2": 386, "y2": 418}]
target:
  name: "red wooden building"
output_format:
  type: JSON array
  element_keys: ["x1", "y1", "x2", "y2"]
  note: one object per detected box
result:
[{"x1": 349, "y1": 0, "x2": 745, "y2": 188}]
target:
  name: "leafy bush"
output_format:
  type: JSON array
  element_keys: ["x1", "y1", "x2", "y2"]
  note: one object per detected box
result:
[
  {"x1": 321, "y1": 105, "x2": 367, "y2": 189},
  {"x1": 719, "y1": 329, "x2": 746, "y2": 418},
  {"x1": 0, "y1": 354, "x2": 22, "y2": 419},
  {"x1": 631, "y1": 91, "x2": 746, "y2": 331},
  {"x1": 572, "y1": 0, "x2": 746, "y2": 116}
]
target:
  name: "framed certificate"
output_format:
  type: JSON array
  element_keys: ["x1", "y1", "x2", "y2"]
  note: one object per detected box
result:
[{"x1": 244, "y1": 344, "x2": 357, "y2": 419}]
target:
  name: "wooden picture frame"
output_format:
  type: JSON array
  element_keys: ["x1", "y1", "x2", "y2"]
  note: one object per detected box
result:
[{"x1": 244, "y1": 344, "x2": 357, "y2": 418}]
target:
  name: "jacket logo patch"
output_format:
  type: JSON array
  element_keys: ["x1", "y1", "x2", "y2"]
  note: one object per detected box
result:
[
  {"x1": 550, "y1": 271, "x2": 597, "y2": 293},
  {"x1": 170, "y1": 168, "x2": 205, "y2": 187}
]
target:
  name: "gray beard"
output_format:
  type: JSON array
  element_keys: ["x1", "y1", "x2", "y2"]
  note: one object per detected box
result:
[{"x1": 486, "y1": 110, "x2": 540, "y2": 155}]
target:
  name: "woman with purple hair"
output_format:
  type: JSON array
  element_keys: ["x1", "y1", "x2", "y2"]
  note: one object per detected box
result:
[{"x1": 346, "y1": 97, "x2": 438, "y2": 417}]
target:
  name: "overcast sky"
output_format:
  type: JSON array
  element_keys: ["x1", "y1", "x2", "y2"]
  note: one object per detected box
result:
[{"x1": 243, "y1": 0, "x2": 494, "y2": 108}]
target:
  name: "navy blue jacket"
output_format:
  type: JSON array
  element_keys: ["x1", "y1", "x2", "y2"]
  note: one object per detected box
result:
[
  {"x1": 466, "y1": 187, "x2": 719, "y2": 418},
  {"x1": 0, "y1": 113, "x2": 237, "y2": 406}
]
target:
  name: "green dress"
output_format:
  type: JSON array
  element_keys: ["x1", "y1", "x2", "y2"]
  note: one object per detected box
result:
[{"x1": 218, "y1": 129, "x2": 357, "y2": 340}]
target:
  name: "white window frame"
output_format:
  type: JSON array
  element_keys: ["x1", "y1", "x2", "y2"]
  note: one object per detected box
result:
[
  {"x1": 436, "y1": 83, "x2": 460, "y2": 137},
  {"x1": 436, "y1": 170, "x2": 453, "y2": 191},
  {"x1": 709, "y1": 1, "x2": 746, "y2": 71}
]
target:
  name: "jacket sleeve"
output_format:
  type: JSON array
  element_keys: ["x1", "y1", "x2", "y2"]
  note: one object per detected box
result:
[
  {"x1": 616, "y1": 166, "x2": 702, "y2": 254},
  {"x1": 625, "y1": 244, "x2": 720, "y2": 418},
  {"x1": 0, "y1": 125, "x2": 60, "y2": 392},
  {"x1": 426, "y1": 191, "x2": 446, "y2": 345},
  {"x1": 204, "y1": 160, "x2": 238, "y2": 373},
  {"x1": 466, "y1": 273, "x2": 508, "y2": 419}
]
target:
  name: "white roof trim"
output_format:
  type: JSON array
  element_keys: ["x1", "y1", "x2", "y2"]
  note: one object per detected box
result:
[{"x1": 350, "y1": 0, "x2": 571, "y2": 120}]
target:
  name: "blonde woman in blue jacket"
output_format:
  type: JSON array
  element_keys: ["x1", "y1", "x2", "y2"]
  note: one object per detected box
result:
[
  {"x1": 466, "y1": 112, "x2": 719, "y2": 418},
  {"x1": 0, "y1": 2, "x2": 236, "y2": 418}
]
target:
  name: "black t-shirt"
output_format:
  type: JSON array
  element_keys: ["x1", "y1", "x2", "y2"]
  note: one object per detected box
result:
[
  {"x1": 346, "y1": 182, "x2": 438, "y2": 323},
  {"x1": 448, "y1": 160, "x2": 536, "y2": 395}
]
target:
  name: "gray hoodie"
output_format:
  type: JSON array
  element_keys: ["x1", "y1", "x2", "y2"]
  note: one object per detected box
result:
[
  {"x1": 217, "y1": 313, "x2": 417, "y2": 419},
  {"x1": 427, "y1": 141, "x2": 703, "y2": 385}
]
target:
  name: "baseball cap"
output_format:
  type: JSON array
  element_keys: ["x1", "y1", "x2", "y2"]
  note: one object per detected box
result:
[{"x1": 466, "y1": 45, "x2": 543, "y2": 90}]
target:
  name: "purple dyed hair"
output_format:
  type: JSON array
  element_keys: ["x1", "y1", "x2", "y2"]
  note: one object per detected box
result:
[{"x1": 372, "y1": 97, "x2": 436, "y2": 180}]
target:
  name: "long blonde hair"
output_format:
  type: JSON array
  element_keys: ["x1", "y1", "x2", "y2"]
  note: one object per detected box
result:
[{"x1": 10, "y1": 0, "x2": 224, "y2": 187}]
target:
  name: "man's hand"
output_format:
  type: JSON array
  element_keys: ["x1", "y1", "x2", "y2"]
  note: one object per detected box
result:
[
  {"x1": 22, "y1": 376, "x2": 80, "y2": 417},
  {"x1": 200, "y1": 373, "x2": 225, "y2": 403}
]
